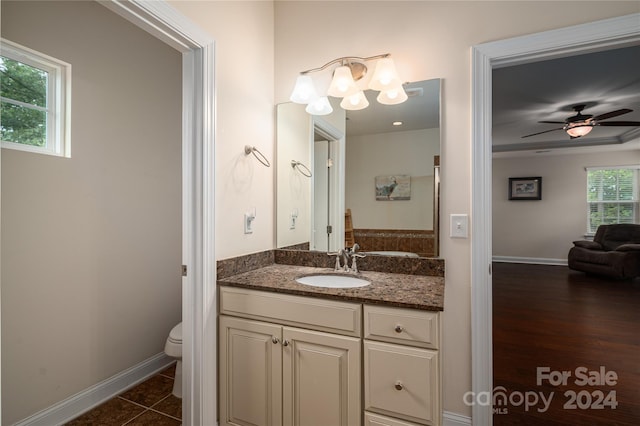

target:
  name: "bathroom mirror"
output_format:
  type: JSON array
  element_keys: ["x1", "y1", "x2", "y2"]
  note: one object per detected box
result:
[{"x1": 276, "y1": 78, "x2": 441, "y2": 257}]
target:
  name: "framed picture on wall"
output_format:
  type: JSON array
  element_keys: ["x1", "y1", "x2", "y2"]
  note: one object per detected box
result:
[
  {"x1": 375, "y1": 175, "x2": 411, "y2": 200},
  {"x1": 508, "y1": 176, "x2": 542, "y2": 200}
]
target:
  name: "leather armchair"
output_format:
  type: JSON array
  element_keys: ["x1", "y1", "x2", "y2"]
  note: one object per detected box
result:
[{"x1": 568, "y1": 224, "x2": 640, "y2": 279}]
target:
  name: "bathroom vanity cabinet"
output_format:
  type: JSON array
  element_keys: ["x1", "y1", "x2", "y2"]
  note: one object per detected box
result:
[
  {"x1": 218, "y1": 285, "x2": 441, "y2": 426},
  {"x1": 363, "y1": 305, "x2": 440, "y2": 426},
  {"x1": 219, "y1": 286, "x2": 362, "y2": 426}
]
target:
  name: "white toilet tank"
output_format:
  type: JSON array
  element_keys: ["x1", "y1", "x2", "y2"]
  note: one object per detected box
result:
[{"x1": 164, "y1": 322, "x2": 182, "y2": 358}]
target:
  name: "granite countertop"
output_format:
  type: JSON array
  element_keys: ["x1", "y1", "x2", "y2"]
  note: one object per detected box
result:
[{"x1": 217, "y1": 264, "x2": 444, "y2": 311}]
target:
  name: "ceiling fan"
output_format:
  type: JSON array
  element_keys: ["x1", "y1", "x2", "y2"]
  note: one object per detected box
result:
[{"x1": 522, "y1": 104, "x2": 640, "y2": 139}]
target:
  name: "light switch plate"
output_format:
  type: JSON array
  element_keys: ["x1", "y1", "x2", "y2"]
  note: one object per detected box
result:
[
  {"x1": 244, "y1": 213, "x2": 253, "y2": 234},
  {"x1": 450, "y1": 214, "x2": 469, "y2": 238}
]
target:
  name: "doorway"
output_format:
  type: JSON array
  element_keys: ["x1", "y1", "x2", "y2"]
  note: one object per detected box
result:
[
  {"x1": 312, "y1": 138, "x2": 337, "y2": 251},
  {"x1": 311, "y1": 119, "x2": 345, "y2": 253},
  {"x1": 0, "y1": 2, "x2": 216, "y2": 424},
  {"x1": 471, "y1": 13, "x2": 640, "y2": 425}
]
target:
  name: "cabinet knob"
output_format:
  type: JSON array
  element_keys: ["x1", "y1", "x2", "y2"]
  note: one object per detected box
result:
[
  {"x1": 394, "y1": 325, "x2": 404, "y2": 333},
  {"x1": 271, "y1": 337, "x2": 280, "y2": 344},
  {"x1": 395, "y1": 381, "x2": 404, "y2": 391},
  {"x1": 282, "y1": 340, "x2": 290, "y2": 347}
]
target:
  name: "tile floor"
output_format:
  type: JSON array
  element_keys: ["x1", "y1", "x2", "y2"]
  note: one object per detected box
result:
[{"x1": 65, "y1": 363, "x2": 181, "y2": 425}]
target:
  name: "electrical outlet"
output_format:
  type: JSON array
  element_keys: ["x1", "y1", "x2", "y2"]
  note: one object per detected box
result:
[
  {"x1": 290, "y1": 208, "x2": 299, "y2": 230},
  {"x1": 244, "y1": 213, "x2": 254, "y2": 234},
  {"x1": 450, "y1": 214, "x2": 469, "y2": 238},
  {"x1": 244, "y1": 208, "x2": 256, "y2": 234}
]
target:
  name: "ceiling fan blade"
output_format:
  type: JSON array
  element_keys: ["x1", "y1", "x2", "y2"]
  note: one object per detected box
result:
[
  {"x1": 597, "y1": 121, "x2": 640, "y2": 126},
  {"x1": 592, "y1": 108, "x2": 632, "y2": 121},
  {"x1": 538, "y1": 120, "x2": 565, "y2": 124},
  {"x1": 521, "y1": 128, "x2": 564, "y2": 138}
]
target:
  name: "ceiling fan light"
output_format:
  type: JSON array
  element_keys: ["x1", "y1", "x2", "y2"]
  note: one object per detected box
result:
[
  {"x1": 340, "y1": 91, "x2": 369, "y2": 111},
  {"x1": 377, "y1": 85, "x2": 408, "y2": 105},
  {"x1": 369, "y1": 57, "x2": 402, "y2": 91},
  {"x1": 566, "y1": 124, "x2": 593, "y2": 138},
  {"x1": 328, "y1": 66, "x2": 359, "y2": 98},
  {"x1": 305, "y1": 96, "x2": 333, "y2": 116},
  {"x1": 290, "y1": 75, "x2": 318, "y2": 104}
]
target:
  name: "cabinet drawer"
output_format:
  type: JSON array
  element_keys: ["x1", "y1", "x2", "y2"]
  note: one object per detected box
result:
[
  {"x1": 364, "y1": 305, "x2": 439, "y2": 349},
  {"x1": 365, "y1": 412, "x2": 422, "y2": 426},
  {"x1": 220, "y1": 286, "x2": 362, "y2": 337},
  {"x1": 364, "y1": 341, "x2": 439, "y2": 425}
]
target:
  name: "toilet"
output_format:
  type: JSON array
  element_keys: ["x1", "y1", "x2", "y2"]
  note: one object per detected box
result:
[{"x1": 164, "y1": 322, "x2": 182, "y2": 398}]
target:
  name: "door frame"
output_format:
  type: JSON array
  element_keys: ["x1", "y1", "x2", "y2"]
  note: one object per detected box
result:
[
  {"x1": 471, "y1": 13, "x2": 640, "y2": 425},
  {"x1": 310, "y1": 117, "x2": 345, "y2": 252},
  {"x1": 102, "y1": 2, "x2": 216, "y2": 425}
]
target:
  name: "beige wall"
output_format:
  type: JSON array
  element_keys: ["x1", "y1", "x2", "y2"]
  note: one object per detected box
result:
[
  {"x1": 1, "y1": 1, "x2": 182, "y2": 423},
  {"x1": 276, "y1": 103, "x2": 312, "y2": 248},
  {"x1": 51, "y1": 0, "x2": 638, "y2": 421},
  {"x1": 273, "y1": 1, "x2": 640, "y2": 417},
  {"x1": 346, "y1": 128, "x2": 439, "y2": 230},
  {"x1": 170, "y1": 0, "x2": 275, "y2": 260},
  {"x1": 493, "y1": 149, "x2": 640, "y2": 260}
]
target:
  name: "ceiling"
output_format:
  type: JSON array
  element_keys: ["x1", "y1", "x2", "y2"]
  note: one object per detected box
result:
[
  {"x1": 345, "y1": 79, "x2": 440, "y2": 137},
  {"x1": 492, "y1": 44, "x2": 640, "y2": 157},
  {"x1": 336, "y1": 45, "x2": 640, "y2": 155}
]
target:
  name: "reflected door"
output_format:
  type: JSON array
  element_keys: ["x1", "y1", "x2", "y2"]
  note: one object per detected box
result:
[
  {"x1": 313, "y1": 139, "x2": 330, "y2": 251},
  {"x1": 313, "y1": 139, "x2": 340, "y2": 251}
]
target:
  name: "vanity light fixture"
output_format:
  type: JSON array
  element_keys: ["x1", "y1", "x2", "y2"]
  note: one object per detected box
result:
[{"x1": 290, "y1": 54, "x2": 407, "y2": 115}]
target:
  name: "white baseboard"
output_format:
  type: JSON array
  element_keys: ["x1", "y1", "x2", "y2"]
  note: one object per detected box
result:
[
  {"x1": 14, "y1": 352, "x2": 175, "y2": 426},
  {"x1": 493, "y1": 256, "x2": 567, "y2": 266},
  {"x1": 443, "y1": 411, "x2": 472, "y2": 426}
]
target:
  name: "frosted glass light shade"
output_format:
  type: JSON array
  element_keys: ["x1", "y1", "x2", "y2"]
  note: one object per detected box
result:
[
  {"x1": 340, "y1": 91, "x2": 369, "y2": 110},
  {"x1": 369, "y1": 57, "x2": 402, "y2": 91},
  {"x1": 377, "y1": 85, "x2": 408, "y2": 105},
  {"x1": 290, "y1": 75, "x2": 318, "y2": 104},
  {"x1": 306, "y1": 96, "x2": 333, "y2": 115},
  {"x1": 566, "y1": 124, "x2": 593, "y2": 138},
  {"x1": 327, "y1": 66, "x2": 359, "y2": 98}
]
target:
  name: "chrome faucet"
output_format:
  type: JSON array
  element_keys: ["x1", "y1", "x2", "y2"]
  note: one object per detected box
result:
[
  {"x1": 349, "y1": 243, "x2": 366, "y2": 273},
  {"x1": 328, "y1": 244, "x2": 366, "y2": 273},
  {"x1": 335, "y1": 249, "x2": 346, "y2": 271},
  {"x1": 341, "y1": 249, "x2": 351, "y2": 271},
  {"x1": 329, "y1": 249, "x2": 348, "y2": 271}
]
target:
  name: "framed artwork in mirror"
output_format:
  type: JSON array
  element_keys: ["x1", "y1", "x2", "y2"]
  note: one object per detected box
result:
[
  {"x1": 509, "y1": 176, "x2": 542, "y2": 200},
  {"x1": 376, "y1": 175, "x2": 410, "y2": 200}
]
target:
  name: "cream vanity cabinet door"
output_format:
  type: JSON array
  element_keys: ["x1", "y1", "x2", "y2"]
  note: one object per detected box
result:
[
  {"x1": 219, "y1": 287, "x2": 363, "y2": 426},
  {"x1": 364, "y1": 305, "x2": 441, "y2": 426},
  {"x1": 219, "y1": 315, "x2": 283, "y2": 426},
  {"x1": 282, "y1": 326, "x2": 361, "y2": 426}
]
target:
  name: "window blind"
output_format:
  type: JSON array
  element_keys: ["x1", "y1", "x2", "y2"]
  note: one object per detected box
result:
[{"x1": 587, "y1": 167, "x2": 640, "y2": 233}]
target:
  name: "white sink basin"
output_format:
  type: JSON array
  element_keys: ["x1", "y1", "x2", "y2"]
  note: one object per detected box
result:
[{"x1": 295, "y1": 274, "x2": 371, "y2": 288}]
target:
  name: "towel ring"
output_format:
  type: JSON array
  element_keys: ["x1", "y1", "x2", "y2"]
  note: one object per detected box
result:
[
  {"x1": 291, "y1": 160, "x2": 312, "y2": 177},
  {"x1": 244, "y1": 145, "x2": 271, "y2": 167}
]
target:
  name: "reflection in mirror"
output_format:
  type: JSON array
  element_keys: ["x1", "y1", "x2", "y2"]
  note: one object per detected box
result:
[
  {"x1": 276, "y1": 102, "x2": 346, "y2": 252},
  {"x1": 311, "y1": 120, "x2": 346, "y2": 252},
  {"x1": 276, "y1": 79, "x2": 440, "y2": 257}
]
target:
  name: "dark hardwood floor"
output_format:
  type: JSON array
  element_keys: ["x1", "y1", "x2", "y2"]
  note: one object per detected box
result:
[{"x1": 492, "y1": 262, "x2": 640, "y2": 426}]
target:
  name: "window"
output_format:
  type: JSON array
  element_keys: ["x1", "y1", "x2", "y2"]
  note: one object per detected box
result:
[
  {"x1": 1, "y1": 39, "x2": 71, "y2": 157},
  {"x1": 587, "y1": 166, "x2": 640, "y2": 233}
]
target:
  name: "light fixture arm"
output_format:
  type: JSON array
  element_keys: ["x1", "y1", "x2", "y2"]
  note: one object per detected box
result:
[{"x1": 300, "y1": 53, "x2": 390, "y2": 75}]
